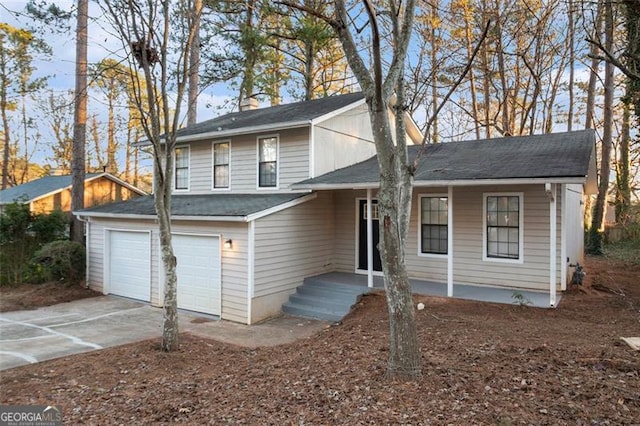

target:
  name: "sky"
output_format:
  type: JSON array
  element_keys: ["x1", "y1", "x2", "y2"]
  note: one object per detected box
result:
[{"x1": 1, "y1": 1, "x2": 233, "y2": 171}]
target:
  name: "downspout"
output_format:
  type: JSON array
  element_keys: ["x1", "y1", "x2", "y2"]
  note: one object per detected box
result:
[
  {"x1": 366, "y1": 189, "x2": 373, "y2": 288},
  {"x1": 308, "y1": 122, "x2": 315, "y2": 178},
  {"x1": 247, "y1": 220, "x2": 255, "y2": 324},
  {"x1": 76, "y1": 214, "x2": 90, "y2": 288},
  {"x1": 447, "y1": 186, "x2": 453, "y2": 297},
  {"x1": 545, "y1": 183, "x2": 557, "y2": 307}
]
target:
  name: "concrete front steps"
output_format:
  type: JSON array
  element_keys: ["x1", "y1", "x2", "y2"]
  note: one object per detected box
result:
[{"x1": 282, "y1": 276, "x2": 372, "y2": 322}]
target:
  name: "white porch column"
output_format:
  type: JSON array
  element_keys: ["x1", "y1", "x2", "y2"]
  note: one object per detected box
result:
[
  {"x1": 547, "y1": 183, "x2": 557, "y2": 307},
  {"x1": 366, "y1": 189, "x2": 373, "y2": 288},
  {"x1": 447, "y1": 186, "x2": 453, "y2": 297}
]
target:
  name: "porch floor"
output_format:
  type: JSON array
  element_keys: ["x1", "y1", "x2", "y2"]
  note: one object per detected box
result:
[{"x1": 312, "y1": 272, "x2": 560, "y2": 308}]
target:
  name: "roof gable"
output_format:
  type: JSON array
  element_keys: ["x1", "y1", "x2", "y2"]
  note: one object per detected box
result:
[
  {"x1": 0, "y1": 173, "x2": 145, "y2": 205},
  {"x1": 293, "y1": 130, "x2": 597, "y2": 189}
]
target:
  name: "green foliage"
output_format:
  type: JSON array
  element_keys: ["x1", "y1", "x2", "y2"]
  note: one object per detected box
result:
[
  {"x1": 604, "y1": 233, "x2": 640, "y2": 265},
  {"x1": 0, "y1": 203, "x2": 69, "y2": 285},
  {"x1": 29, "y1": 240, "x2": 85, "y2": 285}
]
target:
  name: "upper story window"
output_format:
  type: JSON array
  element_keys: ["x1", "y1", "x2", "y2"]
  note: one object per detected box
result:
[
  {"x1": 213, "y1": 141, "x2": 230, "y2": 189},
  {"x1": 484, "y1": 194, "x2": 522, "y2": 261},
  {"x1": 420, "y1": 196, "x2": 448, "y2": 255},
  {"x1": 174, "y1": 146, "x2": 189, "y2": 191},
  {"x1": 258, "y1": 136, "x2": 278, "y2": 188}
]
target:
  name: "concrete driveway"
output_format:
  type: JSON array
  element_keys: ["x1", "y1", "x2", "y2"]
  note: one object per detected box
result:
[{"x1": 0, "y1": 296, "x2": 327, "y2": 371}]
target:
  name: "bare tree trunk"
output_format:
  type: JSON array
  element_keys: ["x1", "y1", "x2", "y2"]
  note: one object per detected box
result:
[
  {"x1": 107, "y1": 95, "x2": 116, "y2": 173},
  {"x1": 585, "y1": 1, "x2": 603, "y2": 130},
  {"x1": 615, "y1": 86, "x2": 631, "y2": 223},
  {"x1": 462, "y1": 0, "x2": 481, "y2": 140},
  {"x1": 0, "y1": 34, "x2": 10, "y2": 190},
  {"x1": 588, "y1": 0, "x2": 614, "y2": 254},
  {"x1": 567, "y1": 0, "x2": 575, "y2": 131},
  {"x1": 480, "y1": 6, "x2": 492, "y2": 138},
  {"x1": 187, "y1": 0, "x2": 202, "y2": 125},
  {"x1": 429, "y1": 1, "x2": 439, "y2": 143},
  {"x1": 493, "y1": 1, "x2": 510, "y2": 135},
  {"x1": 71, "y1": 0, "x2": 88, "y2": 243}
]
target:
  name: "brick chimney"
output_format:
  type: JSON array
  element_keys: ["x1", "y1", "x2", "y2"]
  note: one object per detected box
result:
[{"x1": 239, "y1": 97, "x2": 259, "y2": 112}]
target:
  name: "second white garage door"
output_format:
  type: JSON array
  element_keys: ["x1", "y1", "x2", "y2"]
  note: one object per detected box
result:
[{"x1": 172, "y1": 234, "x2": 221, "y2": 316}]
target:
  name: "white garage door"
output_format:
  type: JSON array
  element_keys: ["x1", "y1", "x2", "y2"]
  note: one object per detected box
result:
[
  {"x1": 173, "y1": 234, "x2": 221, "y2": 316},
  {"x1": 108, "y1": 230, "x2": 151, "y2": 302}
]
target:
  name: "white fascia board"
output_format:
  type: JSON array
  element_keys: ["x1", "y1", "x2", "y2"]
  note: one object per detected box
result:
[
  {"x1": 245, "y1": 192, "x2": 317, "y2": 222},
  {"x1": 403, "y1": 113, "x2": 424, "y2": 145},
  {"x1": 291, "y1": 182, "x2": 379, "y2": 190},
  {"x1": 98, "y1": 173, "x2": 148, "y2": 195},
  {"x1": 292, "y1": 177, "x2": 587, "y2": 191},
  {"x1": 310, "y1": 98, "x2": 367, "y2": 125}
]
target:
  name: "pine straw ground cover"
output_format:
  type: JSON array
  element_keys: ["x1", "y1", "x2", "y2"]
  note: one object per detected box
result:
[{"x1": 1, "y1": 256, "x2": 639, "y2": 425}]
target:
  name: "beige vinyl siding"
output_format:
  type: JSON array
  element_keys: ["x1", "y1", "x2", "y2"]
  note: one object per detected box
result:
[
  {"x1": 564, "y1": 184, "x2": 585, "y2": 275},
  {"x1": 171, "y1": 221, "x2": 248, "y2": 323},
  {"x1": 313, "y1": 103, "x2": 376, "y2": 177},
  {"x1": 85, "y1": 218, "x2": 249, "y2": 323},
  {"x1": 333, "y1": 190, "x2": 362, "y2": 272},
  {"x1": 253, "y1": 192, "x2": 335, "y2": 297},
  {"x1": 405, "y1": 189, "x2": 448, "y2": 282},
  {"x1": 187, "y1": 141, "x2": 212, "y2": 193},
  {"x1": 452, "y1": 185, "x2": 554, "y2": 290},
  {"x1": 332, "y1": 185, "x2": 561, "y2": 291},
  {"x1": 86, "y1": 219, "x2": 160, "y2": 303},
  {"x1": 182, "y1": 127, "x2": 310, "y2": 193}
]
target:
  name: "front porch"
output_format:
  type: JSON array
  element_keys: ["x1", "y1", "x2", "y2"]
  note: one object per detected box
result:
[{"x1": 282, "y1": 272, "x2": 558, "y2": 322}]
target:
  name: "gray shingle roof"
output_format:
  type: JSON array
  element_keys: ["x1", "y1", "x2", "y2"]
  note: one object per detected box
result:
[
  {"x1": 293, "y1": 130, "x2": 596, "y2": 188},
  {"x1": 0, "y1": 173, "x2": 101, "y2": 204},
  {"x1": 176, "y1": 92, "x2": 364, "y2": 138},
  {"x1": 77, "y1": 192, "x2": 311, "y2": 218}
]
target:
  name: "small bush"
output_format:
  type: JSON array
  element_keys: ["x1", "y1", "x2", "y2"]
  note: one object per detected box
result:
[{"x1": 30, "y1": 241, "x2": 86, "y2": 285}]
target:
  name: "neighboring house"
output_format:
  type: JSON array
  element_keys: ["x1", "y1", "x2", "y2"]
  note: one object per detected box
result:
[
  {"x1": 0, "y1": 172, "x2": 146, "y2": 215},
  {"x1": 75, "y1": 93, "x2": 597, "y2": 325}
]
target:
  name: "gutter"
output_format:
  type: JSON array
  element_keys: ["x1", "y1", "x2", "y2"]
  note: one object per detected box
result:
[{"x1": 291, "y1": 176, "x2": 589, "y2": 191}]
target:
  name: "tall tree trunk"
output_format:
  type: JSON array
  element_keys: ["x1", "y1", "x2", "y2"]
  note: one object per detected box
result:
[
  {"x1": 567, "y1": 0, "x2": 575, "y2": 131},
  {"x1": 429, "y1": 1, "x2": 439, "y2": 143},
  {"x1": 187, "y1": 0, "x2": 202, "y2": 125},
  {"x1": 585, "y1": 1, "x2": 603, "y2": 130},
  {"x1": 107, "y1": 95, "x2": 116, "y2": 173},
  {"x1": 462, "y1": 0, "x2": 481, "y2": 140},
  {"x1": 493, "y1": 1, "x2": 510, "y2": 135},
  {"x1": 615, "y1": 86, "x2": 631, "y2": 224},
  {"x1": 0, "y1": 33, "x2": 10, "y2": 190},
  {"x1": 71, "y1": 0, "x2": 88, "y2": 243},
  {"x1": 480, "y1": 6, "x2": 492, "y2": 138},
  {"x1": 588, "y1": 0, "x2": 614, "y2": 254}
]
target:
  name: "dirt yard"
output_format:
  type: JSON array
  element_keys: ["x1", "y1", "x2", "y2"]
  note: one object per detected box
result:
[
  {"x1": 1, "y1": 256, "x2": 638, "y2": 425},
  {"x1": 0, "y1": 281, "x2": 100, "y2": 312}
]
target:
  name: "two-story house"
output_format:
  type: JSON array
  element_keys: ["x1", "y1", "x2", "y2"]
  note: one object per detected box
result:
[{"x1": 76, "y1": 92, "x2": 597, "y2": 324}]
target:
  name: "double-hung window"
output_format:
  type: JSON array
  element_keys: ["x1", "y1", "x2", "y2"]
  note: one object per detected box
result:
[
  {"x1": 174, "y1": 146, "x2": 189, "y2": 190},
  {"x1": 485, "y1": 194, "x2": 522, "y2": 260},
  {"x1": 213, "y1": 141, "x2": 230, "y2": 189},
  {"x1": 420, "y1": 196, "x2": 448, "y2": 255},
  {"x1": 258, "y1": 136, "x2": 277, "y2": 188}
]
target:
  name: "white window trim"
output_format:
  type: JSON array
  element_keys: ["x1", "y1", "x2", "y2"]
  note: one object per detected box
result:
[
  {"x1": 211, "y1": 140, "x2": 231, "y2": 191},
  {"x1": 482, "y1": 192, "x2": 524, "y2": 264},
  {"x1": 417, "y1": 193, "x2": 449, "y2": 258},
  {"x1": 256, "y1": 134, "x2": 280, "y2": 190},
  {"x1": 173, "y1": 145, "x2": 190, "y2": 192}
]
